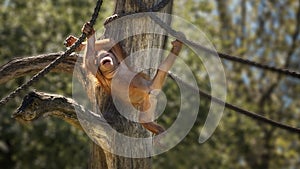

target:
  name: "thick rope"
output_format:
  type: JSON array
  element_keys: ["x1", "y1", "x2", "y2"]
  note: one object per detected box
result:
[
  {"x1": 147, "y1": 13, "x2": 300, "y2": 79},
  {"x1": 168, "y1": 72, "x2": 300, "y2": 134},
  {"x1": 0, "y1": 0, "x2": 103, "y2": 106}
]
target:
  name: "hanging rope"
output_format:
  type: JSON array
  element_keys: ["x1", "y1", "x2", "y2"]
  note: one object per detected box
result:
[
  {"x1": 0, "y1": 0, "x2": 103, "y2": 106},
  {"x1": 168, "y1": 72, "x2": 300, "y2": 134},
  {"x1": 148, "y1": 12, "x2": 300, "y2": 79}
]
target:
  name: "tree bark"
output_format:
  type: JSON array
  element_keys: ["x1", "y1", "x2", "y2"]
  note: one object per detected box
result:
[{"x1": 89, "y1": 1, "x2": 173, "y2": 168}]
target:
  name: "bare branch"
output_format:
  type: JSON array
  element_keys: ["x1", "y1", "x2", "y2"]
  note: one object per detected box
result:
[
  {"x1": 0, "y1": 52, "x2": 82, "y2": 84},
  {"x1": 12, "y1": 91, "x2": 111, "y2": 147},
  {"x1": 13, "y1": 91, "x2": 82, "y2": 128}
]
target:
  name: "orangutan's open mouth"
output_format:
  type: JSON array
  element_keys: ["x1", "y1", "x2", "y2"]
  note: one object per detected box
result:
[{"x1": 100, "y1": 56, "x2": 113, "y2": 66}]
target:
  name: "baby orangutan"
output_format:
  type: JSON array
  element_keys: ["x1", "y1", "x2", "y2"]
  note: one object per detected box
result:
[{"x1": 65, "y1": 22, "x2": 183, "y2": 135}]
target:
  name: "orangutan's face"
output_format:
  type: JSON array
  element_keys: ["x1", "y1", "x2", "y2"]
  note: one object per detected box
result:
[{"x1": 96, "y1": 50, "x2": 118, "y2": 78}]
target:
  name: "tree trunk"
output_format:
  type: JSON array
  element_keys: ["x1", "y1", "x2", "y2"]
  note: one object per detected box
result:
[{"x1": 89, "y1": 1, "x2": 173, "y2": 168}]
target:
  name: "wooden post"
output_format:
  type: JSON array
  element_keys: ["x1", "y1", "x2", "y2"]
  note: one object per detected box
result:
[{"x1": 89, "y1": 0, "x2": 173, "y2": 168}]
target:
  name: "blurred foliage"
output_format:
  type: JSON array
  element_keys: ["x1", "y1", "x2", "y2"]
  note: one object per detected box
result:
[{"x1": 0, "y1": 0, "x2": 300, "y2": 169}]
